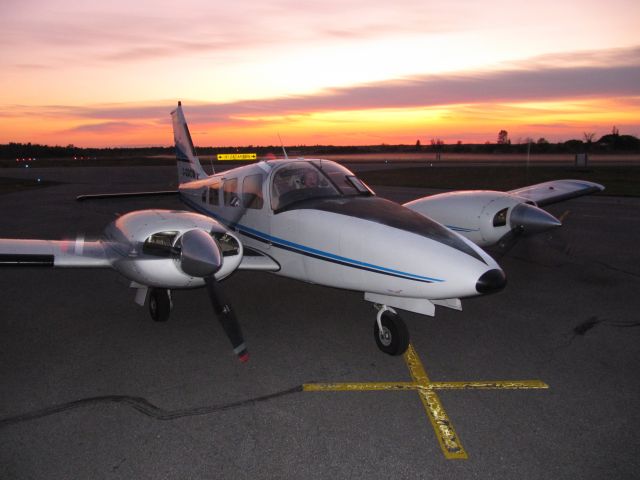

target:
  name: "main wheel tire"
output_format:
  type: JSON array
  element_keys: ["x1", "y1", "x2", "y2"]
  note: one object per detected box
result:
[
  {"x1": 149, "y1": 288, "x2": 171, "y2": 322},
  {"x1": 374, "y1": 311, "x2": 410, "y2": 356}
]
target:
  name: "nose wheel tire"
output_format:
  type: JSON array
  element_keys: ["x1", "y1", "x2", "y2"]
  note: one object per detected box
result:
[
  {"x1": 374, "y1": 311, "x2": 409, "y2": 356},
  {"x1": 149, "y1": 288, "x2": 171, "y2": 322}
]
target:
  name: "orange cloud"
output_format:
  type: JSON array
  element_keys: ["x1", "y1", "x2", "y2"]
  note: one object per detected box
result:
[{"x1": 1, "y1": 47, "x2": 639, "y2": 146}]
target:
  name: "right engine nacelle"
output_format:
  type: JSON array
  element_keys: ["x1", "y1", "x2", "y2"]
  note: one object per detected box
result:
[{"x1": 404, "y1": 191, "x2": 530, "y2": 247}]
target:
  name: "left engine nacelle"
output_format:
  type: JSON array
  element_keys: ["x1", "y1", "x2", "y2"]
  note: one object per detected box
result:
[
  {"x1": 405, "y1": 191, "x2": 542, "y2": 247},
  {"x1": 103, "y1": 210, "x2": 242, "y2": 288}
]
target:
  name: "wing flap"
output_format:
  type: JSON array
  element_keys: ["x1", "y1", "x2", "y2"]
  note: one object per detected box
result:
[
  {"x1": 509, "y1": 179, "x2": 604, "y2": 207},
  {"x1": 238, "y1": 248, "x2": 280, "y2": 272},
  {"x1": 0, "y1": 239, "x2": 110, "y2": 268}
]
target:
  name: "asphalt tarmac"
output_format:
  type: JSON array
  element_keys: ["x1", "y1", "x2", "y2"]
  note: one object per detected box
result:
[{"x1": 1, "y1": 165, "x2": 639, "y2": 479}]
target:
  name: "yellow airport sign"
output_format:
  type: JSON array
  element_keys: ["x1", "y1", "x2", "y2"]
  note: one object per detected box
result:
[{"x1": 217, "y1": 153, "x2": 257, "y2": 161}]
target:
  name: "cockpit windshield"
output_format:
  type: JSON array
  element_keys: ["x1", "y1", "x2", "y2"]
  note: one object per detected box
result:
[{"x1": 271, "y1": 161, "x2": 372, "y2": 211}]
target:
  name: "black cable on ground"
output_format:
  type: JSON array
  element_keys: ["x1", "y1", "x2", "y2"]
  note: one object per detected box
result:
[{"x1": 0, "y1": 385, "x2": 303, "y2": 428}]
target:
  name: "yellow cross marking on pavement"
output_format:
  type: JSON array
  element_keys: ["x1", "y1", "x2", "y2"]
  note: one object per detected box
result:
[{"x1": 304, "y1": 344, "x2": 548, "y2": 459}]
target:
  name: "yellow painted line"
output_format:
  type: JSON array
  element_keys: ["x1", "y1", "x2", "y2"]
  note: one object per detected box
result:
[
  {"x1": 303, "y1": 382, "x2": 416, "y2": 392},
  {"x1": 403, "y1": 344, "x2": 467, "y2": 459},
  {"x1": 304, "y1": 343, "x2": 548, "y2": 460},
  {"x1": 217, "y1": 153, "x2": 256, "y2": 161},
  {"x1": 559, "y1": 210, "x2": 571, "y2": 222},
  {"x1": 426, "y1": 380, "x2": 549, "y2": 390},
  {"x1": 303, "y1": 380, "x2": 548, "y2": 392}
]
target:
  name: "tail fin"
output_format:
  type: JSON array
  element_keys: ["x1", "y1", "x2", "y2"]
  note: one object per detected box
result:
[{"x1": 171, "y1": 102, "x2": 208, "y2": 183}]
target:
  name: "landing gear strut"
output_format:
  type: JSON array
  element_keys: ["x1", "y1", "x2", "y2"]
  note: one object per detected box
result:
[
  {"x1": 374, "y1": 305, "x2": 410, "y2": 356},
  {"x1": 149, "y1": 288, "x2": 172, "y2": 322}
]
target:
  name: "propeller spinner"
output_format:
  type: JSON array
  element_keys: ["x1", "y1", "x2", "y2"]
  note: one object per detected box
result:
[{"x1": 497, "y1": 203, "x2": 561, "y2": 255}]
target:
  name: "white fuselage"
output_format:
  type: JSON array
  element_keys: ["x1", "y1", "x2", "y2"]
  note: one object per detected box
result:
[{"x1": 179, "y1": 159, "x2": 502, "y2": 303}]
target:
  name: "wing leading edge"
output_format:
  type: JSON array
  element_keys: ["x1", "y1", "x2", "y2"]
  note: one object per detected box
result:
[{"x1": 509, "y1": 179, "x2": 604, "y2": 207}]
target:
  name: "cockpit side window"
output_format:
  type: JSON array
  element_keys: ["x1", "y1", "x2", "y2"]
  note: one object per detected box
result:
[
  {"x1": 223, "y1": 178, "x2": 239, "y2": 207},
  {"x1": 242, "y1": 174, "x2": 264, "y2": 209},
  {"x1": 208, "y1": 180, "x2": 221, "y2": 206},
  {"x1": 270, "y1": 162, "x2": 339, "y2": 211},
  {"x1": 311, "y1": 160, "x2": 375, "y2": 196},
  {"x1": 347, "y1": 175, "x2": 373, "y2": 194}
]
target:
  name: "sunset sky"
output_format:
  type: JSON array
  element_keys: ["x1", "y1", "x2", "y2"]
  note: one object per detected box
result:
[{"x1": 1, "y1": 0, "x2": 639, "y2": 147}]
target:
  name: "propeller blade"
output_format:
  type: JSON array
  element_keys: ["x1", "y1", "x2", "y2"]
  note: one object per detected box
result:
[
  {"x1": 205, "y1": 277, "x2": 249, "y2": 363},
  {"x1": 143, "y1": 228, "x2": 248, "y2": 362},
  {"x1": 495, "y1": 228, "x2": 522, "y2": 258},
  {"x1": 74, "y1": 233, "x2": 85, "y2": 256}
]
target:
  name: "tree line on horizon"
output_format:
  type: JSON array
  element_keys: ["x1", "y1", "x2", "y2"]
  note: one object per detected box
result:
[{"x1": 1, "y1": 129, "x2": 638, "y2": 159}]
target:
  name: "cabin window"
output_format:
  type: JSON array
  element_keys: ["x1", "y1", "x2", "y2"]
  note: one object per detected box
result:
[
  {"x1": 208, "y1": 180, "x2": 221, "y2": 206},
  {"x1": 242, "y1": 174, "x2": 264, "y2": 209},
  {"x1": 223, "y1": 178, "x2": 239, "y2": 207}
]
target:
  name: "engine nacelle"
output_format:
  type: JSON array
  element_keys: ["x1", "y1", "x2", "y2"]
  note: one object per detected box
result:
[
  {"x1": 103, "y1": 210, "x2": 242, "y2": 288},
  {"x1": 404, "y1": 191, "x2": 528, "y2": 247}
]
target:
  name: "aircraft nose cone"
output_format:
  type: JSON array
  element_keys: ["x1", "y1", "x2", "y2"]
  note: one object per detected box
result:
[
  {"x1": 476, "y1": 269, "x2": 507, "y2": 294},
  {"x1": 510, "y1": 203, "x2": 561, "y2": 235}
]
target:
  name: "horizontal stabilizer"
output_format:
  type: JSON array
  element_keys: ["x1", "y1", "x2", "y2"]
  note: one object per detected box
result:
[
  {"x1": 509, "y1": 180, "x2": 604, "y2": 207},
  {"x1": 76, "y1": 190, "x2": 178, "y2": 201}
]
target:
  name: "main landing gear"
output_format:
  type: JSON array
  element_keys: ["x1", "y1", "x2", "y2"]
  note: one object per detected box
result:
[
  {"x1": 148, "y1": 288, "x2": 173, "y2": 322},
  {"x1": 373, "y1": 305, "x2": 410, "y2": 356}
]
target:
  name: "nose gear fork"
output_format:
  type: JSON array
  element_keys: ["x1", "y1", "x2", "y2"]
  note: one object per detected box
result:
[{"x1": 373, "y1": 304, "x2": 409, "y2": 355}]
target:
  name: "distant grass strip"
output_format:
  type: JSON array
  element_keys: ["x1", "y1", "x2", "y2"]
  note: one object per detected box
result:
[{"x1": 359, "y1": 165, "x2": 640, "y2": 197}]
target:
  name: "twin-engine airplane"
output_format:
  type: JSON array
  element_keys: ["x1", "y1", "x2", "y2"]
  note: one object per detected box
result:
[{"x1": 0, "y1": 103, "x2": 603, "y2": 362}]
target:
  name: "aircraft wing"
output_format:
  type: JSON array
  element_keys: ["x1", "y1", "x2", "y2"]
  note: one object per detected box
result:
[
  {"x1": 508, "y1": 179, "x2": 604, "y2": 207},
  {"x1": 76, "y1": 190, "x2": 179, "y2": 201},
  {"x1": 0, "y1": 239, "x2": 110, "y2": 268}
]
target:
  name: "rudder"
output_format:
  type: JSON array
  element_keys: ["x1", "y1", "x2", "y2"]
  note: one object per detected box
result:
[{"x1": 171, "y1": 101, "x2": 207, "y2": 183}]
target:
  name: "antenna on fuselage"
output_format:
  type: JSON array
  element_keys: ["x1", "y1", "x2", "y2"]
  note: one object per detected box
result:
[{"x1": 277, "y1": 133, "x2": 289, "y2": 160}]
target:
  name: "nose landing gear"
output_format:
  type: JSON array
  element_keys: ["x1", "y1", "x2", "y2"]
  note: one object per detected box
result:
[{"x1": 374, "y1": 305, "x2": 410, "y2": 356}]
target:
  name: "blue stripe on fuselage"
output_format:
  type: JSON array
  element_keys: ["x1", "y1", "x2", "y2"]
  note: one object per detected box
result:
[
  {"x1": 180, "y1": 195, "x2": 444, "y2": 284},
  {"x1": 446, "y1": 225, "x2": 480, "y2": 233}
]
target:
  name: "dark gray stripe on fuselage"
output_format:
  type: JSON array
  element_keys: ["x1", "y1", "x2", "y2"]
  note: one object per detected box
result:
[{"x1": 280, "y1": 196, "x2": 487, "y2": 264}]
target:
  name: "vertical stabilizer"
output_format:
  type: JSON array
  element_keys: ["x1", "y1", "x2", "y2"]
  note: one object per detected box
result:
[{"x1": 171, "y1": 102, "x2": 208, "y2": 183}]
